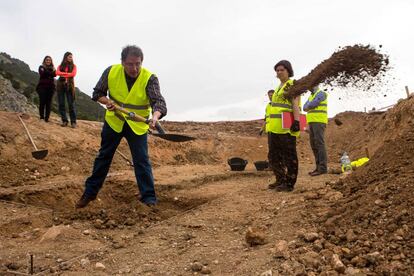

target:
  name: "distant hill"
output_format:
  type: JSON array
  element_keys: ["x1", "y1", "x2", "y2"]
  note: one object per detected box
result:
[{"x1": 0, "y1": 52, "x2": 104, "y2": 121}]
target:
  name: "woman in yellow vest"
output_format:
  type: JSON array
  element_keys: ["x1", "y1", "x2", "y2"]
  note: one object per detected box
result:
[
  {"x1": 76, "y1": 45, "x2": 167, "y2": 208},
  {"x1": 267, "y1": 60, "x2": 301, "y2": 192},
  {"x1": 304, "y1": 86, "x2": 328, "y2": 176}
]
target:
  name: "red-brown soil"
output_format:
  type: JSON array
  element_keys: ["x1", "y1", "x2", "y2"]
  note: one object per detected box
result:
[{"x1": 0, "y1": 95, "x2": 413, "y2": 275}]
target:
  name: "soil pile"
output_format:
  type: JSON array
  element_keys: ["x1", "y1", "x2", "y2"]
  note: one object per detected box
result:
[
  {"x1": 302, "y1": 97, "x2": 414, "y2": 274},
  {"x1": 286, "y1": 44, "x2": 389, "y2": 97}
]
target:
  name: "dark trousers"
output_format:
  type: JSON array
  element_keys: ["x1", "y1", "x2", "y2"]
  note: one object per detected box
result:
[
  {"x1": 268, "y1": 133, "x2": 298, "y2": 187},
  {"x1": 37, "y1": 87, "x2": 54, "y2": 121},
  {"x1": 309, "y1": 122, "x2": 327, "y2": 173},
  {"x1": 84, "y1": 121, "x2": 157, "y2": 204},
  {"x1": 57, "y1": 81, "x2": 76, "y2": 123}
]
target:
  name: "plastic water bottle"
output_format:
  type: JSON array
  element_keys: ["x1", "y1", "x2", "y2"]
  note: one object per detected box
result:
[{"x1": 340, "y1": 152, "x2": 352, "y2": 172}]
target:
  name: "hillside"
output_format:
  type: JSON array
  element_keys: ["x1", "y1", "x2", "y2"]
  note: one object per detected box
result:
[
  {"x1": 0, "y1": 52, "x2": 104, "y2": 121},
  {"x1": 0, "y1": 94, "x2": 413, "y2": 275}
]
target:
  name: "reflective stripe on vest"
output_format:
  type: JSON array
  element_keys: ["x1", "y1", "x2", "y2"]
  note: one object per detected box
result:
[
  {"x1": 268, "y1": 79, "x2": 301, "y2": 137},
  {"x1": 105, "y1": 64, "x2": 152, "y2": 135},
  {"x1": 306, "y1": 89, "x2": 328, "y2": 124}
]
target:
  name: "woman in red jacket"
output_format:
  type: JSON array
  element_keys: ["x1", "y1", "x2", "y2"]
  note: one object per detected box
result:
[
  {"x1": 36, "y1": 56, "x2": 56, "y2": 122},
  {"x1": 56, "y1": 52, "x2": 77, "y2": 128}
]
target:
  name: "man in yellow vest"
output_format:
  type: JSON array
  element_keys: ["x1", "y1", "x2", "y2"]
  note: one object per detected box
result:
[
  {"x1": 304, "y1": 86, "x2": 328, "y2": 176},
  {"x1": 76, "y1": 45, "x2": 167, "y2": 208},
  {"x1": 260, "y1": 89, "x2": 275, "y2": 169},
  {"x1": 260, "y1": 89, "x2": 274, "y2": 135}
]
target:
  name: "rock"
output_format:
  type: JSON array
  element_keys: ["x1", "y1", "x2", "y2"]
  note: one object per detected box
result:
[
  {"x1": 245, "y1": 227, "x2": 267, "y2": 246},
  {"x1": 300, "y1": 251, "x2": 321, "y2": 269},
  {"x1": 272, "y1": 240, "x2": 289, "y2": 259},
  {"x1": 94, "y1": 219, "x2": 105, "y2": 229},
  {"x1": 106, "y1": 219, "x2": 117, "y2": 228},
  {"x1": 374, "y1": 199, "x2": 387, "y2": 208},
  {"x1": 200, "y1": 266, "x2": 211, "y2": 274},
  {"x1": 191, "y1": 261, "x2": 203, "y2": 272},
  {"x1": 313, "y1": 242, "x2": 323, "y2": 253},
  {"x1": 59, "y1": 262, "x2": 71, "y2": 270},
  {"x1": 112, "y1": 239, "x2": 126, "y2": 249},
  {"x1": 61, "y1": 166, "x2": 71, "y2": 172},
  {"x1": 346, "y1": 229, "x2": 357, "y2": 242},
  {"x1": 303, "y1": 232, "x2": 319, "y2": 242},
  {"x1": 351, "y1": 256, "x2": 367, "y2": 268},
  {"x1": 364, "y1": 251, "x2": 384, "y2": 264},
  {"x1": 83, "y1": 230, "x2": 91, "y2": 235},
  {"x1": 331, "y1": 254, "x2": 345, "y2": 273},
  {"x1": 80, "y1": 258, "x2": 90, "y2": 268},
  {"x1": 125, "y1": 218, "x2": 136, "y2": 226},
  {"x1": 260, "y1": 269, "x2": 273, "y2": 276},
  {"x1": 95, "y1": 262, "x2": 105, "y2": 270},
  {"x1": 39, "y1": 225, "x2": 67, "y2": 243},
  {"x1": 279, "y1": 260, "x2": 305, "y2": 275},
  {"x1": 344, "y1": 267, "x2": 362, "y2": 275},
  {"x1": 213, "y1": 260, "x2": 219, "y2": 265}
]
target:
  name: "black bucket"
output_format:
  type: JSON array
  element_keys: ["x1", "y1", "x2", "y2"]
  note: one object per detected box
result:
[
  {"x1": 254, "y1": 160, "x2": 269, "y2": 171},
  {"x1": 227, "y1": 157, "x2": 248, "y2": 171}
]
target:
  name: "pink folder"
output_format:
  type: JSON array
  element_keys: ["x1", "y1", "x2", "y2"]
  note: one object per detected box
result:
[{"x1": 282, "y1": 112, "x2": 307, "y2": 131}]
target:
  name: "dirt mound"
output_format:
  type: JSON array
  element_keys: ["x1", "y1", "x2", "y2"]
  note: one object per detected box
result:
[
  {"x1": 303, "y1": 97, "x2": 414, "y2": 274},
  {"x1": 286, "y1": 44, "x2": 389, "y2": 97}
]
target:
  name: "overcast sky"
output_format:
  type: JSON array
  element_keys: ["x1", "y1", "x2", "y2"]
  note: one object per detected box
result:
[{"x1": 1, "y1": 0, "x2": 413, "y2": 121}]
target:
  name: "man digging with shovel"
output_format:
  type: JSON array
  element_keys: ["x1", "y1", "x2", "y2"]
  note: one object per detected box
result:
[{"x1": 76, "y1": 45, "x2": 167, "y2": 208}]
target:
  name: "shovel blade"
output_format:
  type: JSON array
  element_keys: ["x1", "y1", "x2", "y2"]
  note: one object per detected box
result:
[
  {"x1": 32, "y1": 149, "x2": 48, "y2": 160},
  {"x1": 152, "y1": 133, "x2": 196, "y2": 142}
]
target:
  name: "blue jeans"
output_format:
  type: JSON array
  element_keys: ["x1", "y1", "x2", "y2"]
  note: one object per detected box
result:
[
  {"x1": 57, "y1": 81, "x2": 76, "y2": 123},
  {"x1": 84, "y1": 121, "x2": 157, "y2": 204}
]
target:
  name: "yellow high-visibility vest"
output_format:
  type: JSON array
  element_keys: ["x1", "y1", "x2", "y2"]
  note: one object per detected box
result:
[
  {"x1": 306, "y1": 89, "x2": 328, "y2": 124},
  {"x1": 268, "y1": 79, "x2": 301, "y2": 137},
  {"x1": 265, "y1": 102, "x2": 271, "y2": 133},
  {"x1": 105, "y1": 64, "x2": 152, "y2": 135}
]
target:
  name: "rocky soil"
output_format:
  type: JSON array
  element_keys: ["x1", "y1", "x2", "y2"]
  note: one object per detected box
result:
[{"x1": 0, "y1": 94, "x2": 413, "y2": 275}]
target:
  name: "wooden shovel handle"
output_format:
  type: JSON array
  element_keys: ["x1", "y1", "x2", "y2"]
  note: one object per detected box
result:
[
  {"x1": 17, "y1": 115, "x2": 39, "y2": 150},
  {"x1": 113, "y1": 104, "x2": 166, "y2": 134}
]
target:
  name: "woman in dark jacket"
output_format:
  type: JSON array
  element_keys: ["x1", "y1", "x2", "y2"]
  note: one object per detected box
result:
[
  {"x1": 56, "y1": 52, "x2": 77, "y2": 128},
  {"x1": 36, "y1": 56, "x2": 56, "y2": 122}
]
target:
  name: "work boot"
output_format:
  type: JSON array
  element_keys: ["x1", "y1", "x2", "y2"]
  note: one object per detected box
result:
[
  {"x1": 310, "y1": 170, "x2": 327, "y2": 177},
  {"x1": 61, "y1": 121, "x2": 68, "y2": 127},
  {"x1": 308, "y1": 169, "x2": 317, "y2": 175},
  {"x1": 71, "y1": 122, "x2": 77, "y2": 128},
  {"x1": 268, "y1": 182, "x2": 281, "y2": 189},
  {"x1": 75, "y1": 194, "x2": 96, "y2": 208},
  {"x1": 275, "y1": 184, "x2": 294, "y2": 192}
]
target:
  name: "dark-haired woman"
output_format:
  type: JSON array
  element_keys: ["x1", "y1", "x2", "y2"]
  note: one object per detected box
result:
[
  {"x1": 267, "y1": 60, "x2": 301, "y2": 192},
  {"x1": 36, "y1": 56, "x2": 56, "y2": 122},
  {"x1": 56, "y1": 52, "x2": 77, "y2": 128}
]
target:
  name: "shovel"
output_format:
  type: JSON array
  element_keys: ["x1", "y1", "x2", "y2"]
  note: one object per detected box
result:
[
  {"x1": 113, "y1": 105, "x2": 196, "y2": 142},
  {"x1": 17, "y1": 114, "x2": 48, "y2": 160}
]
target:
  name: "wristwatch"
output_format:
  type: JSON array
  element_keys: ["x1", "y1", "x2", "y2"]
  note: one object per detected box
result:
[{"x1": 128, "y1": 112, "x2": 135, "y2": 118}]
